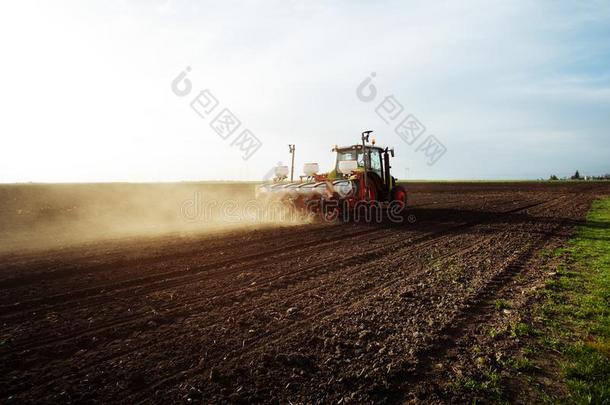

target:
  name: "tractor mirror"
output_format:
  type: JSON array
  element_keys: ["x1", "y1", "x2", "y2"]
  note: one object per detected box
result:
[{"x1": 390, "y1": 149, "x2": 395, "y2": 157}]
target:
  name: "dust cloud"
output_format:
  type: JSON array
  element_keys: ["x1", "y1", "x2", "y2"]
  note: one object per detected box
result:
[{"x1": 0, "y1": 183, "x2": 306, "y2": 254}]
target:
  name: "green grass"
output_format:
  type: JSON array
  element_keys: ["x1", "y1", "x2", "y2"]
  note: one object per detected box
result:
[
  {"x1": 537, "y1": 197, "x2": 610, "y2": 404},
  {"x1": 495, "y1": 299, "x2": 512, "y2": 311},
  {"x1": 510, "y1": 322, "x2": 533, "y2": 338},
  {"x1": 498, "y1": 355, "x2": 534, "y2": 372},
  {"x1": 448, "y1": 370, "x2": 504, "y2": 403}
]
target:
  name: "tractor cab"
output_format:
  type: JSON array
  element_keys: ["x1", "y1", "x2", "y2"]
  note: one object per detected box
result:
[
  {"x1": 332, "y1": 143, "x2": 397, "y2": 201},
  {"x1": 334, "y1": 145, "x2": 383, "y2": 177}
]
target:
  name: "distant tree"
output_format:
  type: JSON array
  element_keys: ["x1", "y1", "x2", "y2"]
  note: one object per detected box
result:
[
  {"x1": 571, "y1": 170, "x2": 581, "y2": 180},
  {"x1": 549, "y1": 174, "x2": 559, "y2": 181}
]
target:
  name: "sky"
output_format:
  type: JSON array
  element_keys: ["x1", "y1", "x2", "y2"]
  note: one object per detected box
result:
[{"x1": 0, "y1": 0, "x2": 609, "y2": 182}]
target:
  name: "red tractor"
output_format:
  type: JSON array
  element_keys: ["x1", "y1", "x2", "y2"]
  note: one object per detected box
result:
[{"x1": 257, "y1": 130, "x2": 407, "y2": 221}]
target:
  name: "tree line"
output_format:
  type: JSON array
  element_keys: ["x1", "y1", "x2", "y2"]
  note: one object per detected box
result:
[{"x1": 549, "y1": 170, "x2": 610, "y2": 181}]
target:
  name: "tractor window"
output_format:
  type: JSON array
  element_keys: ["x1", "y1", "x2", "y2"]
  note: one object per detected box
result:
[
  {"x1": 369, "y1": 150, "x2": 382, "y2": 175},
  {"x1": 357, "y1": 153, "x2": 365, "y2": 167},
  {"x1": 336, "y1": 150, "x2": 362, "y2": 172},
  {"x1": 337, "y1": 151, "x2": 358, "y2": 162},
  {"x1": 336, "y1": 148, "x2": 382, "y2": 176}
]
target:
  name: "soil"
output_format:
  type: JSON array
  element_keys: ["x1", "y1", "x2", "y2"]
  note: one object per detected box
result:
[{"x1": 1, "y1": 182, "x2": 608, "y2": 403}]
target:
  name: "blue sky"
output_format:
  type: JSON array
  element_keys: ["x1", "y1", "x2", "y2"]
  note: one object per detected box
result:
[{"x1": 0, "y1": 0, "x2": 608, "y2": 181}]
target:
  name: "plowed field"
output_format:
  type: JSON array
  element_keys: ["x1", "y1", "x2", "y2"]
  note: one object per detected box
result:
[{"x1": 1, "y1": 182, "x2": 608, "y2": 403}]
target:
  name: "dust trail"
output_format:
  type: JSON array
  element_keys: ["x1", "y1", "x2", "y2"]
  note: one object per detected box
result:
[{"x1": 0, "y1": 182, "x2": 307, "y2": 254}]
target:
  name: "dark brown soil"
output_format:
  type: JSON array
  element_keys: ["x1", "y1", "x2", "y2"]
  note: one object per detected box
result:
[{"x1": 1, "y1": 182, "x2": 608, "y2": 403}]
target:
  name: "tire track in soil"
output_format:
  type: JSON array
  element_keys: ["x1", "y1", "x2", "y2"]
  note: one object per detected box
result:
[
  {"x1": 230, "y1": 196, "x2": 572, "y2": 404},
  {"x1": 2, "y1": 199, "x2": 552, "y2": 401},
  {"x1": 1, "y1": 197, "x2": 527, "y2": 355},
  {"x1": 0, "y1": 223, "x2": 413, "y2": 330},
  {"x1": 122, "y1": 239, "x2": 497, "y2": 403},
  {"x1": 0, "y1": 193, "x2": 451, "y2": 286},
  {"x1": 19, "y1": 196, "x2": 544, "y2": 340},
  {"x1": 0, "y1": 194, "x2": 513, "y2": 291},
  {"x1": 148, "y1": 197, "x2": 571, "y2": 402},
  {"x1": 2, "y1": 218, "x2": 472, "y2": 377},
  {"x1": 1, "y1": 229, "x2": 457, "y2": 399},
  {"x1": 0, "y1": 224, "x2": 390, "y2": 315},
  {"x1": 1, "y1": 225, "x2": 402, "y2": 353},
  {"x1": 118, "y1": 199, "x2": 559, "y2": 403},
  {"x1": 0, "y1": 224, "x2": 341, "y2": 287},
  {"x1": 2, "y1": 197, "x2": 567, "y2": 403}
]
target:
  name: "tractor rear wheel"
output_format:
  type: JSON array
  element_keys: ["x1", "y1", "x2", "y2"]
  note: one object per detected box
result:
[{"x1": 391, "y1": 186, "x2": 407, "y2": 209}]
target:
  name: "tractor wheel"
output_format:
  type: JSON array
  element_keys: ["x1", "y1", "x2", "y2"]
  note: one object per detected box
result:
[{"x1": 391, "y1": 186, "x2": 407, "y2": 209}]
